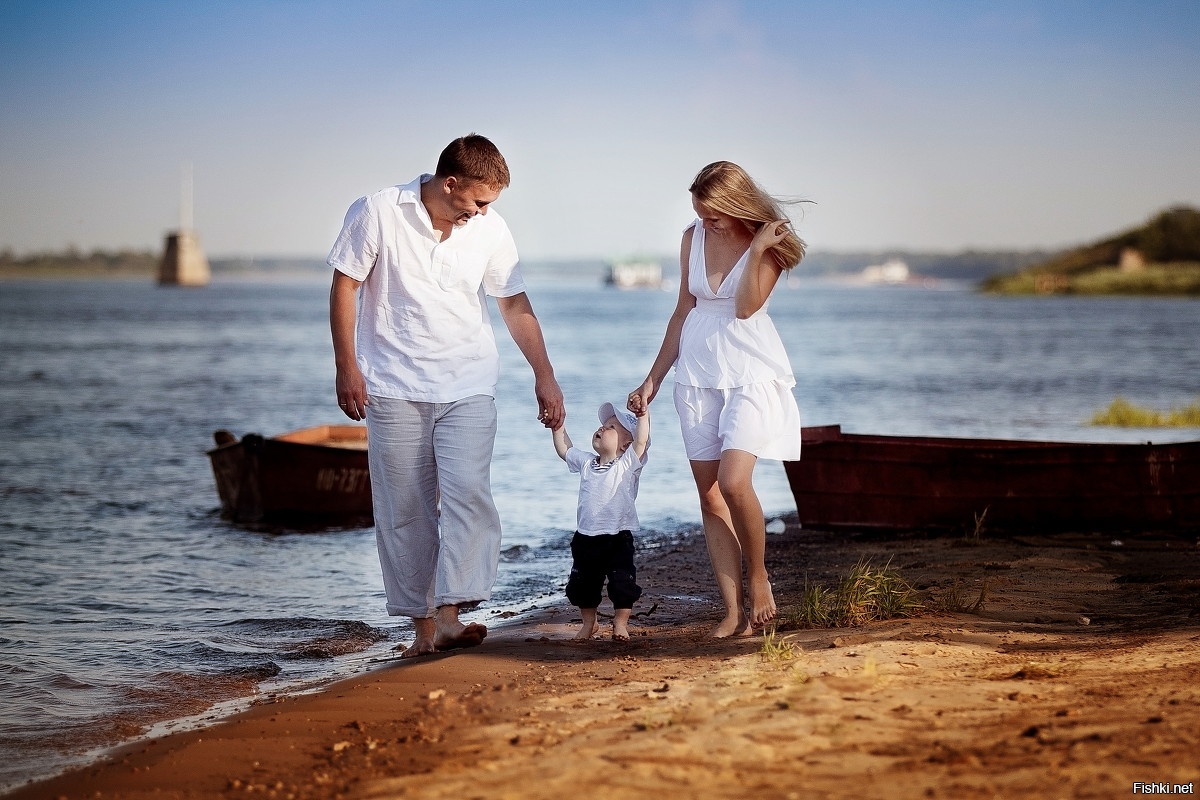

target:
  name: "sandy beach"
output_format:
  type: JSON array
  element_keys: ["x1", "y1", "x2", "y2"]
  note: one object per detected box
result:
[{"x1": 8, "y1": 519, "x2": 1198, "y2": 800}]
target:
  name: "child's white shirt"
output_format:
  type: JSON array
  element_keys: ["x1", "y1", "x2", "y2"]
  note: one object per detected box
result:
[{"x1": 565, "y1": 445, "x2": 647, "y2": 536}]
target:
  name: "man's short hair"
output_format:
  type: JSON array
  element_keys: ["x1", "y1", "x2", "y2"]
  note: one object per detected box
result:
[{"x1": 435, "y1": 134, "x2": 511, "y2": 189}]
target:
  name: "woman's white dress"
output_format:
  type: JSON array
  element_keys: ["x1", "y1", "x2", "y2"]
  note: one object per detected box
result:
[{"x1": 672, "y1": 220, "x2": 802, "y2": 461}]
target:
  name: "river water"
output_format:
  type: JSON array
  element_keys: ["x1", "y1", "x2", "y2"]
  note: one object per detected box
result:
[{"x1": 1, "y1": 272, "x2": 1197, "y2": 789}]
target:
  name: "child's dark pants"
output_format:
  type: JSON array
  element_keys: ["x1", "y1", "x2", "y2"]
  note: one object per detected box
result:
[{"x1": 565, "y1": 530, "x2": 642, "y2": 609}]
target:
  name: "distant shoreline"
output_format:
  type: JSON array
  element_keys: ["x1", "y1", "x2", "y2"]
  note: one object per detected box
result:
[
  {"x1": 7, "y1": 255, "x2": 1200, "y2": 296},
  {"x1": 982, "y1": 262, "x2": 1200, "y2": 296},
  {"x1": 0, "y1": 267, "x2": 155, "y2": 280}
]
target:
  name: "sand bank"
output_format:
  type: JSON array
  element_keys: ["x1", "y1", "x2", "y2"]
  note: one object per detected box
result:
[{"x1": 8, "y1": 521, "x2": 1198, "y2": 799}]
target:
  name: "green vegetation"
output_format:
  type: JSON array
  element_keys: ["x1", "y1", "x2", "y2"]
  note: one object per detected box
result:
[
  {"x1": 778, "y1": 559, "x2": 920, "y2": 629},
  {"x1": 982, "y1": 206, "x2": 1200, "y2": 295},
  {"x1": 984, "y1": 262, "x2": 1200, "y2": 295},
  {"x1": 1090, "y1": 396, "x2": 1200, "y2": 427},
  {"x1": 0, "y1": 247, "x2": 158, "y2": 278}
]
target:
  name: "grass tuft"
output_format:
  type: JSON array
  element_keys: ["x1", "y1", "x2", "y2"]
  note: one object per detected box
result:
[
  {"x1": 928, "y1": 579, "x2": 988, "y2": 613},
  {"x1": 965, "y1": 507, "x2": 989, "y2": 545},
  {"x1": 779, "y1": 559, "x2": 921, "y2": 629},
  {"x1": 759, "y1": 626, "x2": 798, "y2": 662}
]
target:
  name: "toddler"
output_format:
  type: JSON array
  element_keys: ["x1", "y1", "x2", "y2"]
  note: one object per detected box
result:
[{"x1": 552, "y1": 402, "x2": 650, "y2": 640}]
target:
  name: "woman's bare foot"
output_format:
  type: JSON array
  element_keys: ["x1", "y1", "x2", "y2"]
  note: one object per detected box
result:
[
  {"x1": 749, "y1": 575, "x2": 777, "y2": 628},
  {"x1": 574, "y1": 608, "x2": 599, "y2": 641},
  {"x1": 710, "y1": 612, "x2": 753, "y2": 639}
]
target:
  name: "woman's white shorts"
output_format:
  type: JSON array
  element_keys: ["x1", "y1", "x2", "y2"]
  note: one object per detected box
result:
[{"x1": 673, "y1": 381, "x2": 802, "y2": 462}]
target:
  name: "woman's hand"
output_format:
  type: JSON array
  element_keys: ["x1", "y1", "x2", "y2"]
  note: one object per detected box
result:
[
  {"x1": 736, "y1": 219, "x2": 790, "y2": 318},
  {"x1": 627, "y1": 378, "x2": 657, "y2": 416},
  {"x1": 750, "y1": 218, "x2": 791, "y2": 254}
]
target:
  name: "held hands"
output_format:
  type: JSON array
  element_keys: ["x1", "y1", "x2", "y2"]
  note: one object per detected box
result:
[
  {"x1": 535, "y1": 376, "x2": 566, "y2": 430},
  {"x1": 627, "y1": 378, "x2": 656, "y2": 417}
]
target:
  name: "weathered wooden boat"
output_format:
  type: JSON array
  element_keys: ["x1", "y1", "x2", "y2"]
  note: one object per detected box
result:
[
  {"x1": 207, "y1": 425, "x2": 372, "y2": 525},
  {"x1": 785, "y1": 425, "x2": 1200, "y2": 532}
]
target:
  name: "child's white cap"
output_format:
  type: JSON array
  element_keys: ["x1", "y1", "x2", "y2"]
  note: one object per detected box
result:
[{"x1": 598, "y1": 401, "x2": 639, "y2": 439}]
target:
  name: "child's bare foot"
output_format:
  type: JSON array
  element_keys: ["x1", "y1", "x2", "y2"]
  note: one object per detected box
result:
[
  {"x1": 574, "y1": 608, "x2": 599, "y2": 641},
  {"x1": 710, "y1": 612, "x2": 753, "y2": 639},
  {"x1": 749, "y1": 575, "x2": 777, "y2": 628},
  {"x1": 612, "y1": 608, "x2": 632, "y2": 641}
]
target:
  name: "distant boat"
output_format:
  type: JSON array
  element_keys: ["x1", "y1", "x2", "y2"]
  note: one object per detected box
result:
[
  {"x1": 785, "y1": 425, "x2": 1200, "y2": 532},
  {"x1": 860, "y1": 259, "x2": 910, "y2": 284},
  {"x1": 605, "y1": 259, "x2": 663, "y2": 289},
  {"x1": 208, "y1": 425, "x2": 372, "y2": 525}
]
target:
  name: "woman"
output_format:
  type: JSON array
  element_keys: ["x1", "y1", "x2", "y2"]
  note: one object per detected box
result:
[{"x1": 628, "y1": 161, "x2": 804, "y2": 638}]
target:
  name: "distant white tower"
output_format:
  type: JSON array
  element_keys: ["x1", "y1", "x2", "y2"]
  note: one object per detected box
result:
[{"x1": 158, "y1": 161, "x2": 211, "y2": 286}]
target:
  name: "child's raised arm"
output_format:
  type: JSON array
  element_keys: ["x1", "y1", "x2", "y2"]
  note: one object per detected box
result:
[
  {"x1": 632, "y1": 408, "x2": 650, "y2": 460},
  {"x1": 552, "y1": 424, "x2": 572, "y2": 461}
]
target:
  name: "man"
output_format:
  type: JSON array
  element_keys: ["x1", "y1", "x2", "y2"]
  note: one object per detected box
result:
[{"x1": 328, "y1": 134, "x2": 564, "y2": 657}]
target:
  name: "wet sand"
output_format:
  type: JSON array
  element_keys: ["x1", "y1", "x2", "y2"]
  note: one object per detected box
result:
[{"x1": 8, "y1": 520, "x2": 1199, "y2": 799}]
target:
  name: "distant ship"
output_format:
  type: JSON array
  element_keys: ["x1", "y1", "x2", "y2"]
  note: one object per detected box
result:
[
  {"x1": 860, "y1": 259, "x2": 910, "y2": 284},
  {"x1": 857, "y1": 259, "x2": 938, "y2": 288},
  {"x1": 604, "y1": 258, "x2": 663, "y2": 289}
]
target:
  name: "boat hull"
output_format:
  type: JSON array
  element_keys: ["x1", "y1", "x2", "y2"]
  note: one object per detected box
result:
[
  {"x1": 208, "y1": 426, "x2": 372, "y2": 525},
  {"x1": 785, "y1": 425, "x2": 1200, "y2": 532}
]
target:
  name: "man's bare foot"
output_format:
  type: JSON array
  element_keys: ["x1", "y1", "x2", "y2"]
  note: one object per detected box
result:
[
  {"x1": 401, "y1": 618, "x2": 440, "y2": 659},
  {"x1": 400, "y1": 608, "x2": 488, "y2": 657},
  {"x1": 749, "y1": 575, "x2": 777, "y2": 628},
  {"x1": 434, "y1": 620, "x2": 487, "y2": 651},
  {"x1": 710, "y1": 612, "x2": 753, "y2": 639},
  {"x1": 399, "y1": 639, "x2": 437, "y2": 659}
]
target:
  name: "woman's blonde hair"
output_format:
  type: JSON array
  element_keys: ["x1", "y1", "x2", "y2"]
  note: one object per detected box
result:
[{"x1": 689, "y1": 161, "x2": 806, "y2": 271}]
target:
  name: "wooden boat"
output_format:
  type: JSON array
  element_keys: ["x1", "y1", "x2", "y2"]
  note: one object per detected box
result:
[
  {"x1": 207, "y1": 425, "x2": 372, "y2": 525},
  {"x1": 785, "y1": 425, "x2": 1200, "y2": 532}
]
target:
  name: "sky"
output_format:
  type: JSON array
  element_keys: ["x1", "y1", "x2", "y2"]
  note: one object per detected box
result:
[{"x1": 2, "y1": 0, "x2": 1198, "y2": 261}]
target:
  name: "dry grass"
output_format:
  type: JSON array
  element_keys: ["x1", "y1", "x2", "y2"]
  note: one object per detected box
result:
[
  {"x1": 758, "y1": 626, "x2": 798, "y2": 662},
  {"x1": 779, "y1": 558, "x2": 921, "y2": 629}
]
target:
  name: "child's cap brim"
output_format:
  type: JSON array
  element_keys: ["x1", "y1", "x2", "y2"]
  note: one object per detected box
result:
[{"x1": 598, "y1": 401, "x2": 637, "y2": 436}]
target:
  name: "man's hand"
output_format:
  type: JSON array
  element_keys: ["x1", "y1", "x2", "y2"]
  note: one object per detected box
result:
[
  {"x1": 535, "y1": 375, "x2": 565, "y2": 430},
  {"x1": 330, "y1": 271, "x2": 367, "y2": 421},
  {"x1": 335, "y1": 364, "x2": 368, "y2": 421}
]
